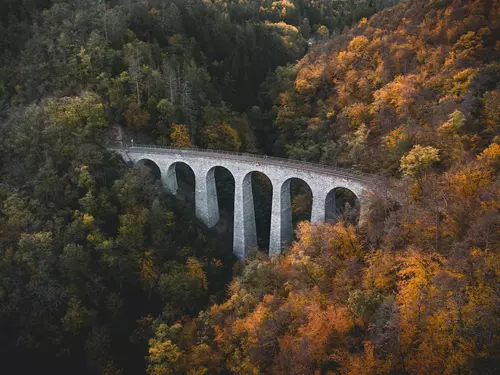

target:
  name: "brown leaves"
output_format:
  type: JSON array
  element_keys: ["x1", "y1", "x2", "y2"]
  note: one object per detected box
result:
[{"x1": 170, "y1": 124, "x2": 192, "y2": 147}]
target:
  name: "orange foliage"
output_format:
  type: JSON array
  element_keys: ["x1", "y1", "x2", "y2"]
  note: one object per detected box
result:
[
  {"x1": 295, "y1": 63, "x2": 323, "y2": 95},
  {"x1": 169, "y1": 123, "x2": 192, "y2": 147},
  {"x1": 146, "y1": 1, "x2": 500, "y2": 374}
]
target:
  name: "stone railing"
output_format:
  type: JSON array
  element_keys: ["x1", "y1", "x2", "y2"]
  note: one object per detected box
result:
[{"x1": 108, "y1": 143, "x2": 378, "y2": 183}]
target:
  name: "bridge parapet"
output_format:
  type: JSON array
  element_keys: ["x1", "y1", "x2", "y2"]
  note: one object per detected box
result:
[{"x1": 108, "y1": 144, "x2": 377, "y2": 184}]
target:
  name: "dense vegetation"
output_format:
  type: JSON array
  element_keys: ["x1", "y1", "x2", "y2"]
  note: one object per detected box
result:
[{"x1": 1, "y1": 0, "x2": 499, "y2": 374}]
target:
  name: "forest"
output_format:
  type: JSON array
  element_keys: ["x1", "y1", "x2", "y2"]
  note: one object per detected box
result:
[{"x1": 0, "y1": 0, "x2": 499, "y2": 374}]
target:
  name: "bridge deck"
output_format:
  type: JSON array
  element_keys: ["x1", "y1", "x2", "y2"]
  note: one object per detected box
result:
[{"x1": 109, "y1": 144, "x2": 377, "y2": 184}]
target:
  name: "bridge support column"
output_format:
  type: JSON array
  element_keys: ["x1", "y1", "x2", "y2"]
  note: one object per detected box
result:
[
  {"x1": 163, "y1": 163, "x2": 178, "y2": 195},
  {"x1": 194, "y1": 167, "x2": 219, "y2": 228},
  {"x1": 233, "y1": 173, "x2": 257, "y2": 261},
  {"x1": 358, "y1": 196, "x2": 370, "y2": 226},
  {"x1": 269, "y1": 179, "x2": 293, "y2": 257},
  {"x1": 311, "y1": 188, "x2": 328, "y2": 224}
]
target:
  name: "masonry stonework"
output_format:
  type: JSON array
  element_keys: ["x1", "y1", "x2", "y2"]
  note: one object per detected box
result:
[{"x1": 112, "y1": 146, "x2": 375, "y2": 261}]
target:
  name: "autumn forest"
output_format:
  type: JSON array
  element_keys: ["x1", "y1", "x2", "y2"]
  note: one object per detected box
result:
[{"x1": 0, "y1": 0, "x2": 499, "y2": 374}]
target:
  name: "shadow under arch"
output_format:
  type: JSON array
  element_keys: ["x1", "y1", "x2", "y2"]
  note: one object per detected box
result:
[
  {"x1": 276, "y1": 177, "x2": 313, "y2": 251},
  {"x1": 287, "y1": 177, "x2": 313, "y2": 229},
  {"x1": 325, "y1": 187, "x2": 360, "y2": 225},
  {"x1": 243, "y1": 170, "x2": 273, "y2": 253},
  {"x1": 137, "y1": 159, "x2": 162, "y2": 181},
  {"x1": 207, "y1": 166, "x2": 235, "y2": 233},
  {"x1": 165, "y1": 162, "x2": 196, "y2": 208}
]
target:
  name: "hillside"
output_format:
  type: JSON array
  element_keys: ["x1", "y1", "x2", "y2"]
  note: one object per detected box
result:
[
  {"x1": 265, "y1": 0, "x2": 500, "y2": 172},
  {"x1": 146, "y1": 1, "x2": 500, "y2": 374},
  {"x1": 0, "y1": 0, "x2": 499, "y2": 374}
]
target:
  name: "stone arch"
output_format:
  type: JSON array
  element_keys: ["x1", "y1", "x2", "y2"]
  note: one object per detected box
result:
[
  {"x1": 243, "y1": 170, "x2": 273, "y2": 252},
  {"x1": 136, "y1": 159, "x2": 162, "y2": 181},
  {"x1": 325, "y1": 187, "x2": 360, "y2": 224},
  {"x1": 269, "y1": 177, "x2": 313, "y2": 256},
  {"x1": 286, "y1": 177, "x2": 313, "y2": 226},
  {"x1": 165, "y1": 161, "x2": 195, "y2": 203},
  {"x1": 207, "y1": 166, "x2": 235, "y2": 231},
  {"x1": 276, "y1": 177, "x2": 312, "y2": 254}
]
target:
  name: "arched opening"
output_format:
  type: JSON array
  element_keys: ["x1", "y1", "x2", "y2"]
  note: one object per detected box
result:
[
  {"x1": 137, "y1": 159, "x2": 161, "y2": 183},
  {"x1": 250, "y1": 171, "x2": 273, "y2": 252},
  {"x1": 166, "y1": 162, "x2": 195, "y2": 208},
  {"x1": 325, "y1": 187, "x2": 360, "y2": 225},
  {"x1": 288, "y1": 178, "x2": 313, "y2": 229},
  {"x1": 209, "y1": 166, "x2": 235, "y2": 234}
]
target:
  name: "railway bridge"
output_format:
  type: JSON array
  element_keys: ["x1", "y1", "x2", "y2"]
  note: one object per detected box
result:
[{"x1": 110, "y1": 145, "x2": 377, "y2": 260}]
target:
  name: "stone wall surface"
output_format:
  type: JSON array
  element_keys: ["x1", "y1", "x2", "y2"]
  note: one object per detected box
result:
[{"x1": 111, "y1": 146, "x2": 376, "y2": 260}]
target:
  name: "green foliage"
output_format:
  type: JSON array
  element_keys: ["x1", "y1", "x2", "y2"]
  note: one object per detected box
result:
[
  {"x1": 0, "y1": 95, "x2": 234, "y2": 373},
  {"x1": 201, "y1": 123, "x2": 242, "y2": 151},
  {"x1": 45, "y1": 92, "x2": 107, "y2": 140},
  {"x1": 400, "y1": 145, "x2": 440, "y2": 178},
  {"x1": 8, "y1": 1, "x2": 498, "y2": 375},
  {"x1": 438, "y1": 110, "x2": 465, "y2": 137},
  {"x1": 347, "y1": 289, "x2": 384, "y2": 323}
]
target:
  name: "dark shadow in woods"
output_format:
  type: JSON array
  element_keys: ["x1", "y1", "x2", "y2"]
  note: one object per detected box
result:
[
  {"x1": 251, "y1": 171, "x2": 273, "y2": 252},
  {"x1": 212, "y1": 166, "x2": 235, "y2": 238},
  {"x1": 289, "y1": 178, "x2": 313, "y2": 233},
  {"x1": 171, "y1": 162, "x2": 196, "y2": 215}
]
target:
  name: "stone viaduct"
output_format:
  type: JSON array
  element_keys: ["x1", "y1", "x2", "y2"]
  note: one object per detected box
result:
[{"x1": 110, "y1": 145, "x2": 377, "y2": 261}]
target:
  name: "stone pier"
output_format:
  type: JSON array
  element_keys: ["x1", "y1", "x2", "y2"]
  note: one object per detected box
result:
[{"x1": 113, "y1": 146, "x2": 376, "y2": 261}]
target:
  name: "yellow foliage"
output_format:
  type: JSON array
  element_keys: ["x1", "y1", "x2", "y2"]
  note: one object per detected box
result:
[
  {"x1": 478, "y1": 142, "x2": 500, "y2": 170},
  {"x1": 373, "y1": 74, "x2": 420, "y2": 116},
  {"x1": 147, "y1": 339, "x2": 183, "y2": 375},
  {"x1": 46, "y1": 92, "x2": 107, "y2": 136},
  {"x1": 397, "y1": 250, "x2": 443, "y2": 348},
  {"x1": 187, "y1": 257, "x2": 208, "y2": 290},
  {"x1": 232, "y1": 302, "x2": 270, "y2": 344},
  {"x1": 139, "y1": 250, "x2": 157, "y2": 288},
  {"x1": 363, "y1": 250, "x2": 399, "y2": 292},
  {"x1": 339, "y1": 341, "x2": 392, "y2": 375},
  {"x1": 445, "y1": 166, "x2": 493, "y2": 199},
  {"x1": 348, "y1": 36, "x2": 369, "y2": 55},
  {"x1": 383, "y1": 126, "x2": 408, "y2": 150},
  {"x1": 450, "y1": 68, "x2": 478, "y2": 96},
  {"x1": 201, "y1": 123, "x2": 241, "y2": 151},
  {"x1": 400, "y1": 145, "x2": 440, "y2": 178},
  {"x1": 345, "y1": 103, "x2": 370, "y2": 128},
  {"x1": 437, "y1": 110, "x2": 465, "y2": 137},
  {"x1": 295, "y1": 63, "x2": 323, "y2": 95},
  {"x1": 170, "y1": 124, "x2": 192, "y2": 147},
  {"x1": 291, "y1": 192, "x2": 312, "y2": 216},
  {"x1": 82, "y1": 213, "x2": 94, "y2": 226}
]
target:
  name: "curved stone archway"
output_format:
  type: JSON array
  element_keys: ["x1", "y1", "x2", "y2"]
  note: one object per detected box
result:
[
  {"x1": 137, "y1": 158, "x2": 162, "y2": 181},
  {"x1": 325, "y1": 187, "x2": 360, "y2": 224},
  {"x1": 251, "y1": 171, "x2": 273, "y2": 252},
  {"x1": 111, "y1": 146, "x2": 377, "y2": 260},
  {"x1": 213, "y1": 166, "x2": 236, "y2": 233},
  {"x1": 289, "y1": 178, "x2": 313, "y2": 226},
  {"x1": 198, "y1": 166, "x2": 236, "y2": 229},
  {"x1": 232, "y1": 171, "x2": 260, "y2": 260},
  {"x1": 164, "y1": 162, "x2": 196, "y2": 213},
  {"x1": 269, "y1": 177, "x2": 313, "y2": 256}
]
